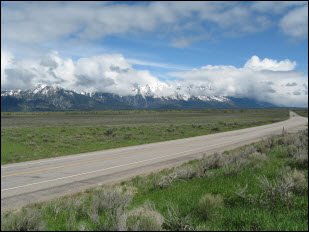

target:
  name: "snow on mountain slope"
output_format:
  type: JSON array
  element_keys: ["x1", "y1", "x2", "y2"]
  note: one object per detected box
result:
[{"x1": 1, "y1": 85, "x2": 277, "y2": 112}]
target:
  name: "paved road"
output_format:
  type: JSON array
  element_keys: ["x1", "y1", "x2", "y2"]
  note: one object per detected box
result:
[{"x1": 1, "y1": 111, "x2": 307, "y2": 211}]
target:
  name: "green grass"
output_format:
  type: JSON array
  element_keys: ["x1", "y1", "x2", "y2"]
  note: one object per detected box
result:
[
  {"x1": 2, "y1": 129, "x2": 307, "y2": 231},
  {"x1": 1, "y1": 109, "x2": 289, "y2": 164}
]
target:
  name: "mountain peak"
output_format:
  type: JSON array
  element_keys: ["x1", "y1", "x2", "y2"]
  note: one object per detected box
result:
[{"x1": 1, "y1": 85, "x2": 277, "y2": 112}]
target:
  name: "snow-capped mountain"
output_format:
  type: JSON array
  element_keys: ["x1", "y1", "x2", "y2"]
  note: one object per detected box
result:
[{"x1": 1, "y1": 85, "x2": 276, "y2": 112}]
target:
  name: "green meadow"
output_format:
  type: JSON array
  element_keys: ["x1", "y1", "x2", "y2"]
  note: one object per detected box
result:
[{"x1": 1, "y1": 109, "x2": 289, "y2": 164}]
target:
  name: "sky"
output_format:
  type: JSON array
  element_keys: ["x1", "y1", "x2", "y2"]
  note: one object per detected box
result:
[{"x1": 1, "y1": 1, "x2": 308, "y2": 107}]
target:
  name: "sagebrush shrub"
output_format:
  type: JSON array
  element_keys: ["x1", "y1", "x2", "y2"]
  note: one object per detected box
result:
[
  {"x1": 290, "y1": 150, "x2": 308, "y2": 170},
  {"x1": 200, "y1": 152, "x2": 225, "y2": 172},
  {"x1": 1, "y1": 208, "x2": 45, "y2": 231},
  {"x1": 157, "y1": 172, "x2": 178, "y2": 189},
  {"x1": 126, "y1": 203, "x2": 164, "y2": 231},
  {"x1": 87, "y1": 186, "x2": 135, "y2": 230},
  {"x1": 223, "y1": 161, "x2": 243, "y2": 176},
  {"x1": 164, "y1": 204, "x2": 194, "y2": 231},
  {"x1": 175, "y1": 166, "x2": 198, "y2": 180},
  {"x1": 258, "y1": 175, "x2": 295, "y2": 208},
  {"x1": 291, "y1": 170, "x2": 308, "y2": 195},
  {"x1": 248, "y1": 152, "x2": 267, "y2": 169},
  {"x1": 198, "y1": 194, "x2": 224, "y2": 220}
]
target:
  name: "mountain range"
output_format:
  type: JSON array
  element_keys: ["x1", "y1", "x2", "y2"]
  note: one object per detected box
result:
[{"x1": 1, "y1": 85, "x2": 277, "y2": 112}]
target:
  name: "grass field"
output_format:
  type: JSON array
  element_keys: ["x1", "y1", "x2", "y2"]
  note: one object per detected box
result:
[
  {"x1": 1, "y1": 109, "x2": 289, "y2": 164},
  {"x1": 2, "y1": 129, "x2": 308, "y2": 231}
]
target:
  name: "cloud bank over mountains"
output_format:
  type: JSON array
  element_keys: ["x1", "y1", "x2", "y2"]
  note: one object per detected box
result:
[
  {"x1": 1, "y1": 51, "x2": 307, "y2": 107},
  {"x1": 169, "y1": 56, "x2": 307, "y2": 107}
]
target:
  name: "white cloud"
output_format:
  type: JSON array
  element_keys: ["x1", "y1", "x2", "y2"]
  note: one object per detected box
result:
[
  {"x1": 251, "y1": 1, "x2": 307, "y2": 14},
  {"x1": 279, "y1": 5, "x2": 308, "y2": 39},
  {"x1": 244, "y1": 55, "x2": 296, "y2": 71},
  {"x1": 1, "y1": 51, "x2": 14, "y2": 78},
  {"x1": 1, "y1": 52, "x2": 308, "y2": 107},
  {"x1": 169, "y1": 56, "x2": 308, "y2": 107},
  {"x1": 1, "y1": 50, "x2": 38, "y2": 90},
  {"x1": 169, "y1": 34, "x2": 208, "y2": 48},
  {"x1": 73, "y1": 54, "x2": 166, "y2": 95},
  {"x1": 126, "y1": 58, "x2": 191, "y2": 71},
  {"x1": 1, "y1": 51, "x2": 167, "y2": 96},
  {"x1": 1, "y1": 1, "x2": 281, "y2": 47}
]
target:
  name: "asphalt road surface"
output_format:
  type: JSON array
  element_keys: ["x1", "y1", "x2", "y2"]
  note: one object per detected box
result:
[{"x1": 1, "y1": 111, "x2": 307, "y2": 211}]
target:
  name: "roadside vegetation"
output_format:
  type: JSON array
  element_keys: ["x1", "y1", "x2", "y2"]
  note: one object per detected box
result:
[
  {"x1": 2, "y1": 129, "x2": 308, "y2": 231},
  {"x1": 1, "y1": 109, "x2": 289, "y2": 164}
]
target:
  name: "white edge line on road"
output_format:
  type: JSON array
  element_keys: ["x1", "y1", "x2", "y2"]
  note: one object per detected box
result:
[{"x1": 2, "y1": 139, "x2": 238, "y2": 192}]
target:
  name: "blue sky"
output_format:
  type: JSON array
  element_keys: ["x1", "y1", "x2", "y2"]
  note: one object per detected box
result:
[{"x1": 1, "y1": 1, "x2": 308, "y2": 107}]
